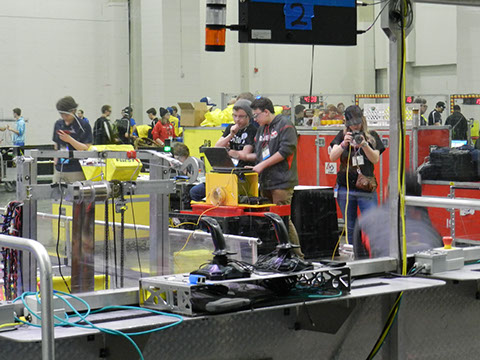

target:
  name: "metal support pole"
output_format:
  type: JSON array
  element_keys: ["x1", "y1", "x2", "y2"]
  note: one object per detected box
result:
[
  {"x1": 149, "y1": 157, "x2": 170, "y2": 276},
  {"x1": 449, "y1": 186, "x2": 456, "y2": 242},
  {"x1": 381, "y1": 2, "x2": 412, "y2": 359},
  {"x1": 16, "y1": 156, "x2": 38, "y2": 292},
  {"x1": 289, "y1": 94, "x2": 295, "y2": 124},
  {"x1": 382, "y1": 4, "x2": 403, "y2": 267},
  {"x1": 0, "y1": 235, "x2": 55, "y2": 360},
  {"x1": 412, "y1": 127, "x2": 419, "y2": 169}
]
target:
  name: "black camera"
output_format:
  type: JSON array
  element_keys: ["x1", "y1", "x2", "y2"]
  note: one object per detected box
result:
[{"x1": 352, "y1": 131, "x2": 365, "y2": 145}]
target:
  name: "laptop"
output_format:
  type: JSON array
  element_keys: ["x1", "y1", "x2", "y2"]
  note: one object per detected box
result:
[
  {"x1": 203, "y1": 147, "x2": 251, "y2": 173},
  {"x1": 451, "y1": 140, "x2": 467, "y2": 148}
]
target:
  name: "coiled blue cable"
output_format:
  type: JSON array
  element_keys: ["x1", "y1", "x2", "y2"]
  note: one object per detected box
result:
[{"x1": 13, "y1": 290, "x2": 184, "y2": 360}]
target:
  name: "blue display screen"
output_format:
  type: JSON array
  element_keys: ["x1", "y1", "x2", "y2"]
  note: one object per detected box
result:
[
  {"x1": 451, "y1": 140, "x2": 467, "y2": 148},
  {"x1": 251, "y1": 0, "x2": 355, "y2": 31},
  {"x1": 251, "y1": 0, "x2": 355, "y2": 7}
]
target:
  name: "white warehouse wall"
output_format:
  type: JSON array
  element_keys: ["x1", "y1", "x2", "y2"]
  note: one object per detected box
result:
[
  {"x1": 0, "y1": 0, "x2": 129, "y2": 145},
  {"x1": 3, "y1": 1, "x2": 480, "y2": 143},
  {"x1": 374, "y1": 3, "x2": 480, "y2": 98},
  {"x1": 137, "y1": 0, "x2": 376, "y2": 117},
  {"x1": 456, "y1": 6, "x2": 480, "y2": 93}
]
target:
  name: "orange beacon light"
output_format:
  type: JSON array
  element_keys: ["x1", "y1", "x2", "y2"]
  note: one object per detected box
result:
[{"x1": 206, "y1": 0, "x2": 226, "y2": 52}]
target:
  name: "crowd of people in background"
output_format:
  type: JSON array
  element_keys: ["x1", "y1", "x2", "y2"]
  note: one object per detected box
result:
[
  {"x1": 4, "y1": 93, "x2": 475, "y2": 152},
  {"x1": 45, "y1": 94, "x2": 467, "y2": 260},
  {"x1": 86, "y1": 104, "x2": 183, "y2": 147}
]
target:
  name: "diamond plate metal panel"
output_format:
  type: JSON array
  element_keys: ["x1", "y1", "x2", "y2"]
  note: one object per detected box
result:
[
  {"x1": 3, "y1": 281, "x2": 480, "y2": 360},
  {"x1": 397, "y1": 281, "x2": 480, "y2": 360}
]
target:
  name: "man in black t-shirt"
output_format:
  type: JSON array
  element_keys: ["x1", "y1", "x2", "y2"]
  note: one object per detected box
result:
[
  {"x1": 52, "y1": 96, "x2": 93, "y2": 182},
  {"x1": 189, "y1": 99, "x2": 256, "y2": 201},
  {"x1": 93, "y1": 104, "x2": 118, "y2": 145},
  {"x1": 215, "y1": 99, "x2": 256, "y2": 167},
  {"x1": 428, "y1": 101, "x2": 445, "y2": 126}
]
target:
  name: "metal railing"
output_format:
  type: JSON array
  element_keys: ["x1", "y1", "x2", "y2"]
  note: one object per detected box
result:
[
  {"x1": 0, "y1": 235, "x2": 54, "y2": 360},
  {"x1": 404, "y1": 195, "x2": 480, "y2": 211}
]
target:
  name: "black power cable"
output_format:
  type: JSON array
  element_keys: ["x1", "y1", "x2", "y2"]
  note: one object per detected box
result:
[
  {"x1": 357, "y1": 0, "x2": 393, "y2": 34},
  {"x1": 308, "y1": 45, "x2": 315, "y2": 110},
  {"x1": 361, "y1": 0, "x2": 390, "y2": 5},
  {"x1": 111, "y1": 184, "x2": 118, "y2": 288},
  {"x1": 119, "y1": 183, "x2": 125, "y2": 288}
]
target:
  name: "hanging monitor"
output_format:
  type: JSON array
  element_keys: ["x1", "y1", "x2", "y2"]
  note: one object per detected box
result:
[{"x1": 238, "y1": 0, "x2": 357, "y2": 46}]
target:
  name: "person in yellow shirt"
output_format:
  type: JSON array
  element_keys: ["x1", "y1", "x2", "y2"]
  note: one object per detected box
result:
[{"x1": 167, "y1": 106, "x2": 183, "y2": 137}]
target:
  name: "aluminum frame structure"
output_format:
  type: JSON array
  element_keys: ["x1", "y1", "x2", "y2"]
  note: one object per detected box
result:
[{"x1": 16, "y1": 149, "x2": 177, "y2": 291}]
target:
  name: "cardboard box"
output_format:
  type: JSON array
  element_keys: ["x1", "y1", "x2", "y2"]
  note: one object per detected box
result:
[{"x1": 178, "y1": 102, "x2": 208, "y2": 127}]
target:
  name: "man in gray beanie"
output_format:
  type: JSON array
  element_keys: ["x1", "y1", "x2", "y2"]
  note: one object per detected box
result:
[
  {"x1": 189, "y1": 99, "x2": 256, "y2": 201},
  {"x1": 217, "y1": 99, "x2": 256, "y2": 161}
]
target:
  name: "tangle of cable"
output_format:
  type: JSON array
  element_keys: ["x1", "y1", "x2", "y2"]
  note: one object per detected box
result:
[{"x1": 13, "y1": 290, "x2": 183, "y2": 360}]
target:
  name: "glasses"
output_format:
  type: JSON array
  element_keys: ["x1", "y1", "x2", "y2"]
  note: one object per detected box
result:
[
  {"x1": 253, "y1": 111, "x2": 264, "y2": 119},
  {"x1": 233, "y1": 114, "x2": 248, "y2": 120}
]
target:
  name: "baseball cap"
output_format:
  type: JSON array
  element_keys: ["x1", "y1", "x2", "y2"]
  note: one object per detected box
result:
[
  {"x1": 200, "y1": 97, "x2": 216, "y2": 107},
  {"x1": 344, "y1": 105, "x2": 363, "y2": 127},
  {"x1": 436, "y1": 101, "x2": 446, "y2": 109}
]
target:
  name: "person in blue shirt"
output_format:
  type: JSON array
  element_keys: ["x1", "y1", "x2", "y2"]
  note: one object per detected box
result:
[
  {"x1": 5, "y1": 108, "x2": 26, "y2": 146},
  {"x1": 52, "y1": 96, "x2": 93, "y2": 183},
  {"x1": 119, "y1": 107, "x2": 138, "y2": 143},
  {"x1": 77, "y1": 109, "x2": 89, "y2": 124}
]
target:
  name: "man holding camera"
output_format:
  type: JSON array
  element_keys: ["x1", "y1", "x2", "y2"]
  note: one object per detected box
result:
[{"x1": 329, "y1": 105, "x2": 385, "y2": 244}]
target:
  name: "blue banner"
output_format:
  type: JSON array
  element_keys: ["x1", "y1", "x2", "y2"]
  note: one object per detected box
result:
[
  {"x1": 251, "y1": 0, "x2": 355, "y2": 8},
  {"x1": 284, "y1": 1, "x2": 314, "y2": 30}
]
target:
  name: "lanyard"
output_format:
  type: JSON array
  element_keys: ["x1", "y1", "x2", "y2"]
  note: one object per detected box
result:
[{"x1": 262, "y1": 124, "x2": 270, "y2": 148}]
